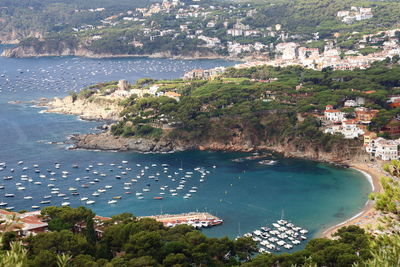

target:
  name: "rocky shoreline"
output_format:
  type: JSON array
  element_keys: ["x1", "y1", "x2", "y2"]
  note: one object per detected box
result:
[
  {"x1": 0, "y1": 46, "x2": 240, "y2": 61},
  {"x1": 69, "y1": 130, "x2": 368, "y2": 166}
]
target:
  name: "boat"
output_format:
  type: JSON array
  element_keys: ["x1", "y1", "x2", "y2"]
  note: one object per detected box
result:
[
  {"x1": 40, "y1": 200, "x2": 51, "y2": 204},
  {"x1": 112, "y1": 196, "x2": 122, "y2": 199},
  {"x1": 24, "y1": 196, "x2": 33, "y2": 200},
  {"x1": 0, "y1": 202, "x2": 7, "y2": 206},
  {"x1": 43, "y1": 195, "x2": 52, "y2": 199},
  {"x1": 86, "y1": 200, "x2": 95, "y2": 205},
  {"x1": 105, "y1": 185, "x2": 112, "y2": 189},
  {"x1": 153, "y1": 197, "x2": 163, "y2": 200},
  {"x1": 92, "y1": 192, "x2": 100, "y2": 196},
  {"x1": 80, "y1": 197, "x2": 88, "y2": 201},
  {"x1": 135, "y1": 192, "x2": 143, "y2": 196},
  {"x1": 108, "y1": 200, "x2": 117, "y2": 204},
  {"x1": 32, "y1": 206, "x2": 40, "y2": 209},
  {"x1": 61, "y1": 202, "x2": 70, "y2": 206},
  {"x1": 137, "y1": 196, "x2": 144, "y2": 200},
  {"x1": 5, "y1": 193, "x2": 15, "y2": 197}
]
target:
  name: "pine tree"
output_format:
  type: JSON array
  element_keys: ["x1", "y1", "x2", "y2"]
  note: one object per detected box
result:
[{"x1": 85, "y1": 216, "x2": 96, "y2": 245}]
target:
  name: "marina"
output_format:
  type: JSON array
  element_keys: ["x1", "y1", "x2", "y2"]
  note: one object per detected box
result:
[
  {"x1": 140, "y1": 212, "x2": 223, "y2": 229},
  {"x1": 239, "y1": 219, "x2": 309, "y2": 254}
]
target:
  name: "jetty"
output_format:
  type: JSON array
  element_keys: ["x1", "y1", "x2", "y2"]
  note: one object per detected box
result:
[{"x1": 140, "y1": 212, "x2": 223, "y2": 228}]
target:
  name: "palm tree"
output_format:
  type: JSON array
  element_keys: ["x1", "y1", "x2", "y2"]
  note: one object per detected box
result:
[
  {"x1": 0, "y1": 236, "x2": 28, "y2": 267},
  {"x1": 56, "y1": 253, "x2": 72, "y2": 267}
]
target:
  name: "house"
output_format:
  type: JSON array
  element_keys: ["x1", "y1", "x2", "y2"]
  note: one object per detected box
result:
[
  {"x1": 164, "y1": 91, "x2": 181, "y2": 101},
  {"x1": 276, "y1": 42, "x2": 299, "y2": 60},
  {"x1": 355, "y1": 107, "x2": 379, "y2": 124},
  {"x1": 364, "y1": 131, "x2": 377, "y2": 146},
  {"x1": 74, "y1": 215, "x2": 111, "y2": 238},
  {"x1": 341, "y1": 119, "x2": 364, "y2": 139},
  {"x1": 344, "y1": 99, "x2": 357, "y2": 107},
  {"x1": 324, "y1": 105, "x2": 346, "y2": 122},
  {"x1": 366, "y1": 137, "x2": 400, "y2": 161},
  {"x1": 381, "y1": 118, "x2": 400, "y2": 138},
  {"x1": 183, "y1": 69, "x2": 205, "y2": 80},
  {"x1": 0, "y1": 210, "x2": 48, "y2": 236}
]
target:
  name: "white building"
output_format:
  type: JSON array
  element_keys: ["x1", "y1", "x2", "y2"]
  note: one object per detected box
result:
[
  {"x1": 367, "y1": 137, "x2": 400, "y2": 161},
  {"x1": 276, "y1": 42, "x2": 299, "y2": 60},
  {"x1": 344, "y1": 99, "x2": 357, "y2": 107},
  {"x1": 341, "y1": 120, "x2": 364, "y2": 139},
  {"x1": 324, "y1": 105, "x2": 346, "y2": 122}
]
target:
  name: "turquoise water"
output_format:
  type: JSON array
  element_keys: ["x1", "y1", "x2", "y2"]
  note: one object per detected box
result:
[{"x1": 0, "y1": 46, "x2": 372, "y2": 251}]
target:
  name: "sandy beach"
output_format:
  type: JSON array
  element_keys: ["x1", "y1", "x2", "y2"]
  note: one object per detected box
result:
[{"x1": 321, "y1": 161, "x2": 385, "y2": 238}]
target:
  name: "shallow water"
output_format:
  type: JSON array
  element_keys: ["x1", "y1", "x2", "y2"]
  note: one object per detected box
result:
[{"x1": 0, "y1": 46, "x2": 372, "y2": 252}]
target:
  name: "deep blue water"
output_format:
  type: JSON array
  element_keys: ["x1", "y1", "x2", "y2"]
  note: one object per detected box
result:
[{"x1": 0, "y1": 46, "x2": 372, "y2": 252}]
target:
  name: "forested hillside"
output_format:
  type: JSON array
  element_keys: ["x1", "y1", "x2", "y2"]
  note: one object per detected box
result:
[{"x1": 0, "y1": 0, "x2": 155, "y2": 43}]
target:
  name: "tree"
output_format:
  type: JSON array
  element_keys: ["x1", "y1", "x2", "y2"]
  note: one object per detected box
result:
[
  {"x1": 234, "y1": 237, "x2": 258, "y2": 261},
  {"x1": 85, "y1": 216, "x2": 97, "y2": 245},
  {"x1": 0, "y1": 238, "x2": 28, "y2": 267}
]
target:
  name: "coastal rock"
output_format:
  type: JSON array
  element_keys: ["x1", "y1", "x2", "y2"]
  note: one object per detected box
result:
[
  {"x1": 44, "y1": 96, "x2": 122, "y2": 121},
  {"x1": 71, "y1": 132, "x2": 191, "y2": 153}
]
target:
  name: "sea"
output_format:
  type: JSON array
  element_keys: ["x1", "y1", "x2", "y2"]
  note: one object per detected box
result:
[{"x1": 0, "y1": 45, "x2": 372, "y2": 251}]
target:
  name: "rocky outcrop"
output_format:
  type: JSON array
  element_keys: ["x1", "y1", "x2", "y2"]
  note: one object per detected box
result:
[
  {"x1": 1, "y1": 45, "x2": 228, "y2": 60},
  {"x1": 43, "y1": 96, "x2": 122, "y2": 121},
  {"x1": 71, "y1": 132, "x2": 193, "y2": 153},
  {"x1": 0, "y1": 30, "x2": 43, "y2": 44},
  {"x1": 71, "y1": 128, "x2": 366, "y2": 164},
  {"x1": 1, "y1": 46, "x2": 96, "y2": 58}
]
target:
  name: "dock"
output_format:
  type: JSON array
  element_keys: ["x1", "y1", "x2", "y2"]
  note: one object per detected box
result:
[{"x1": 140, "y1": 212, "x2": 223, "y2": 228}]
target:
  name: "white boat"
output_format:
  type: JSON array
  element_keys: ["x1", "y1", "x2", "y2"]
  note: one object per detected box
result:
[
  {"x1": 92, "y1": 192, "x2": 100, "y2": 196},
  {"x1": 137, "y1": 196, "x2": 144, "y2": 200},
  {"x1": 105, "y1": 185, "x2": 112, "y2": 189},
  {"x1": 86, "y1": 200, "x2": 95, "y2": 205},
  {"x1": 0, "y1": 202, "x2": 7, "y2": 206},
  {"x1": 40, "y1": 200, "x2": 51, "y2": 204},
  {"x1": 135, "y1": 192, "x2": 143, "y2": 196},
  {"x1": 80, "y1": 197, "x2": 88, "y2": 201},
  {"x1": 34, "y1": 181, "x2": 42, "y2": 185},
  {"x1": 32, "y1": 206, "x2": 40, "y2": 209},
  {"x1": 43, "y1": 195, "x2": 52, "y2": 199},
  {"x1": 68, "y1": 187, "x2": 77, "y2": 191},
  {"x1": 108, "y1": 200, "x2": 117, "y2": 204},
  {"x1": 24, "y1": 196, "x2": 33, "y2": 200},
  {"x1": 171, "y1": 193, "x2": 178, "y2": 196},
  {"x1": 143, "y1": 188, "x2": 150, "y2": 192},
  {"x1": 61, "y1": 202, "x2": 70, "y2": 206},
  {"x1": 5, "y1": 193, "x2": 15, "y2": 197},
  {"x1": 122, "y1": 161, "x2": 128, "y2": 164}
]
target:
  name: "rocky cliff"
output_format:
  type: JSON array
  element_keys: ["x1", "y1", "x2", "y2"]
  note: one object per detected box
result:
[
  {"x1": 0, "y1": 30, "x2": 43, "y2": 45},
  {"x1": 1, "y1": 44, "x2": 228, "y2": 60},
  {"x1": 1, "y1": 45, "x2": 96, "y2": 58},
  {"x1": 71, "y1": 128, "x2": 365, "y2": 164}
]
